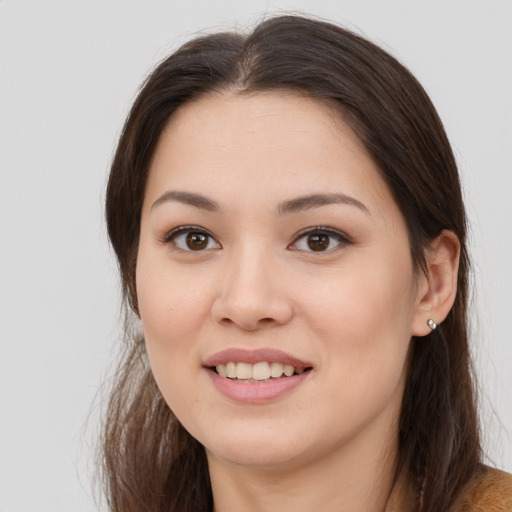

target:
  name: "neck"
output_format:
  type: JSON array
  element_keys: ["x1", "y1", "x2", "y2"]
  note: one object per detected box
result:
[{"x1": 208, "y1": 415, "x2": 400, "y2": 512}]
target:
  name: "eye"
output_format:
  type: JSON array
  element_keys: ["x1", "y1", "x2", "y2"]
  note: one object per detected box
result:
[
  {"x1": 290, "y1": 227, "x2": 350, "y2": 252},
  {"x1": 164, "y1": 226, "x2": 221, "y2": 251}
]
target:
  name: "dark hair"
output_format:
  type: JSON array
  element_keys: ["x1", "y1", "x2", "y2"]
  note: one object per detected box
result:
[{"x1": 103, "y1": 14, "x2": 481, "y2": 512}]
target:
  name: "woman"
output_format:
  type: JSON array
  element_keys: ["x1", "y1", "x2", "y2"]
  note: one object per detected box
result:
[{"x1": 102, "y1": 14, "x2": 512, "y2": 512}]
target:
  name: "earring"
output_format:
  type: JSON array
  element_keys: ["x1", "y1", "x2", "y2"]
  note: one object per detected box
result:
[{"x1": 427, "y1": 319, "x2": 438, "y2": 330}]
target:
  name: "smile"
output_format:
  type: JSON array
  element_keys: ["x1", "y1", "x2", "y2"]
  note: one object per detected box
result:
[
  {"x1": 214, "y1": 361, "x2": 308, "y2": 382},
  {"x1": 205, "y1": 348, "x2": 313, "y2": 403}
]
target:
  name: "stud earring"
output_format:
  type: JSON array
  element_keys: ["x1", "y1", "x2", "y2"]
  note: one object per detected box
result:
[{"x1": 427, "y1": 319, "x2": 438, "y2": 330}]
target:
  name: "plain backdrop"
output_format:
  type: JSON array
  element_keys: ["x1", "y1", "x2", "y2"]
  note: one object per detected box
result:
[{"x1": 1, "y1": 1, "x2": 511, "y2": 511}]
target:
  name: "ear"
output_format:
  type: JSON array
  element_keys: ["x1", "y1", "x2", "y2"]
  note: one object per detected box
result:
[{"x1": 412, "y1": 230, "x2": 460, "y2": 337}]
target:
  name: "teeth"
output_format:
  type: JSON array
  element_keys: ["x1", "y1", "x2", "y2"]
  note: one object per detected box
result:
[
  {"x1": 270, "y1": 362, "x2": 284, "y2": 378},
  {"x1": 236, "y1": 362, "x2": 253, "y2": 380},
  {"x1": 283, "y1": 364, "x2": 294, "y2": 377},
  {"x1": 252, "y1": 362, "x2": 270, "y2": 380},
  {"x1": 215, "y1": 361, "x2": 307, "y2": 380},
  {"x1": 226, "y1": 362, "x2": 237, "y2": 378},
  {"x1": 217, "y1": 364, "x2": 227, "y2": 377}
]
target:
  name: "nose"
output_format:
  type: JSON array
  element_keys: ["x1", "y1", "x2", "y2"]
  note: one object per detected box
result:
[{"x1": 211, "y1": 247, "x2": 294, "y2": 331}]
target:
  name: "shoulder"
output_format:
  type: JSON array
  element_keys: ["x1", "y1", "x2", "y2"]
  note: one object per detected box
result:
[{"x1": 452, "y1": 467, "x2": 512, "y2": 512}]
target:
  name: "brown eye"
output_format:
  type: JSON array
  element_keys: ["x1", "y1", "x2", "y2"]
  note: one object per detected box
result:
[
  {"x1": 166, "y1": 227, "x2": 221, "y2": 251},
  {"x1": 290, "y1": 227, "x2": 350, "y2": 253},
  {"x1": 307, "y1": 234, "x2": 329, "y2": 251},
  {"x1": 186, "y1": 232, "x2": 208, "y2": 250}
]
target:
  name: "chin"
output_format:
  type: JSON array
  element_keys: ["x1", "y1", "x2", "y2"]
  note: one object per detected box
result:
[{"x1": 201, "y1": 428, "x2": 309, "y2": 469}]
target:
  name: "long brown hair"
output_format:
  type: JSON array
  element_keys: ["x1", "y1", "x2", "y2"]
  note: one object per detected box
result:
[{"x1": 103, "y1": 14, "x2": 481, "y2": 511}]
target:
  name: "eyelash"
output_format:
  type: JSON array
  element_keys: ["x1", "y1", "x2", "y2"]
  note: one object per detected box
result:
[
  {"x1": 161, "y1": 225, "x2": 221, "y2": 251},
  {"x1": 289, "y1": 226, "x2": 352, "y2": 253},
  {"x1": 160, "y1": 225, "x2": 351, "y2": 253}
]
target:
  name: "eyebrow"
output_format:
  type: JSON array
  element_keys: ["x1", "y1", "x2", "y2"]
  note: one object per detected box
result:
[
  {"x1": 151, "y1": 190, "x2": 369, "y2": 215},
  {"x1": 151, "y1": 190, "x2": 221, "y2": 212},
  {"x1": 277, "y1": 193, "x2": 369, "y2": 215}
]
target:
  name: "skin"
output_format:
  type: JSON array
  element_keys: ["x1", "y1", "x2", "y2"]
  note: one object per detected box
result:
[{"x1": 136, "y1": 91, "x2": 460, "y2": 512}]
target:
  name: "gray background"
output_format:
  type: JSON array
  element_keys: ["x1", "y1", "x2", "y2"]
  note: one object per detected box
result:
[{"x1": 1, "y1": 1, "x2": 511, "y2": 510}]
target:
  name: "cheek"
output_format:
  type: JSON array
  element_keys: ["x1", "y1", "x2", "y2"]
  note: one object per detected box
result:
[
  {"x1": 136, "y1": 251, "x2": 212, "y2": 342},
  {"x1": 135, "y1": 251, "x2": 216, "y2": 405},
  {"x1": 297, "y1": 251, "x2": 416, "y2": 392},
  {"x1": 301, "y1": 260, "x2": 415, "y2": 336},
  {"x1": 136, "y1": 267, "x2": 213, "y2": 429}
]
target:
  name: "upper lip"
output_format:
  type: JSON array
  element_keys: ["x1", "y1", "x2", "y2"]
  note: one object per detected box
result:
[{"x1": 204, "y1": 348, "x2": 312, "y2": 369}]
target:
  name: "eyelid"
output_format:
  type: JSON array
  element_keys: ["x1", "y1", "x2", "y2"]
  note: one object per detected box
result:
[
  {"x1": 288, "y1": 226, "x2": 352, "y2": 251},
  {"x1": 159, "y1": 225, "x2": 350, "y2": 252},
  {"x1": 160, "y1": 225, "x2": 221, "y2": 249}
]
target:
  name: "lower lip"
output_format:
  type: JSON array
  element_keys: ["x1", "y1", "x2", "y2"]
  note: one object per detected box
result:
[{"x1": 207, "y1": 369, "x2": 310, "y2": 404}]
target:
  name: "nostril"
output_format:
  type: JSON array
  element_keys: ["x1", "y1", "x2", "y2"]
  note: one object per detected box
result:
[
  {"x1": 216, "y1": 316, "x2": 276, "y2": 331},
  {"x1": 211, "y1": 294, "x2": 294, "y2": 330}
]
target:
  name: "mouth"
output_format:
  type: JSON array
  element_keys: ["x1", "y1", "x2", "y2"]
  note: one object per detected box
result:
[
  {"x1": 204, "y1": 348, "x2": 313, "y2": 402},
  {"x1": 211, "y1": 361, "x2": 313, "y2": 383}
]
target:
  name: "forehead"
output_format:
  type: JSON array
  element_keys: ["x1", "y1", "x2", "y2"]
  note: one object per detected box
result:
[
  {"x1": 161, "y1": 90, "x2": 364, "y2": 158},
  {"x1": 144, "y1": 91, "x2": 398, "y2": 221}
]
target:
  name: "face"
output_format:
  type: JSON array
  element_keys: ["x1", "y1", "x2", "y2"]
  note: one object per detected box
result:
[{"x1": 136, "y1": 92, "x2": 424, "y2": 471}]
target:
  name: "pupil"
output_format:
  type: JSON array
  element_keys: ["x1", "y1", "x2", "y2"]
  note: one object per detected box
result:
[
  {"x1": 307, "y1": 233, "x2": 329, "y2": 251},
  {"x1": 186, "y1": 232, "x2": 208, "y2": 250}
]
